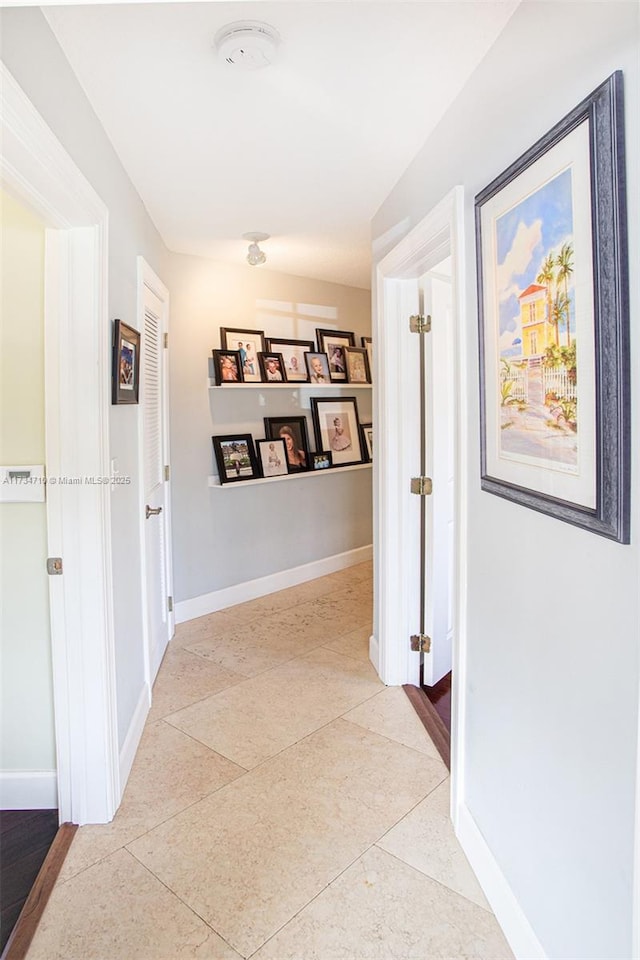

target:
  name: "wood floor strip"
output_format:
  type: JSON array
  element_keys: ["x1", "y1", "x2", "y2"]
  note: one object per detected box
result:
[
  {"x1": 1, "y1": 823, "x2": 77, "y2": 960},
  {"x1": 403, "y1": 683, "x2": 451, "y2": 770}
]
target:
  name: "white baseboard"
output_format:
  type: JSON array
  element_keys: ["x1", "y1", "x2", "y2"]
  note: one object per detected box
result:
[
  {"x1": 0, "y1": 770, "x2": 58, "y2": 809},
  {"x1": 369, "y1": 632, "x2": 380, "y2": 673},
  {"x1": 175, "y1": 544, "x2": 373, "y2": 624},
  {"x1": 118, "y1": 682, "x2": 150, "y2": 796},
  {"x1": 456, "y1": 803, "x2": 547, "y2": 959}
]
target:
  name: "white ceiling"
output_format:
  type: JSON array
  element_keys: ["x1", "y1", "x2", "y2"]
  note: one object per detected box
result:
[{"x1": 44, "y1": 1, "x2": 518, "y2": 289}]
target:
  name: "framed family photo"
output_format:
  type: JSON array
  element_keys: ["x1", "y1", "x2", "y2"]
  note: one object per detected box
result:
[
  {"x1": 265, "y1": 338, "x2": 314, "y2": 382},
  {"x1": 264, "y1": 416, "x2": 310, "y2": 472},
  {"x1": 476, "y1": 71, "x2": 630, "y2": 542},
  {"x1": 316, "y1": 329, "x2": 355, "y2": 382},
  {"x1": 112, "y1": 319, "x2": 140, "y2": 404},
  {"x1": 212, "y1": 434, "x2": 259, "y2": 484},
  {"x1": 311, "y1": 396, "x2": 364, "y2": 467},
  {"x1": 220, "y1": 327, "x2": 265, "y2": 383}
]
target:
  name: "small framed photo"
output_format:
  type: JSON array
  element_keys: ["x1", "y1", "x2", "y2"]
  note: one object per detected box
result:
[
  {"x1": 265, "y1": 338, "x2": 315, "y2": 382},
  {"x1": 220, "y1": 328, "x2": 265, "y2": 382},
  {"x1": 256, "y1": 438, "x2": 289, "y2": 478},
  {"x1": 360, "y1": 422, "x2": 373, "y2": 461},
  {"x1": 212, "y1": 349, "x2": 243, "y2": 384},
  {"x1": 112, "y1": 319, "x2": 140, "y2": 404},
  {"x1": 264, "y1": 416, "x2": 310, "y2": 472},
  {"x1": 361, "y1": 336, "x2": 373, "y2": 378},
  {"x1": 212, "y1": 434, "x2": 259, "y2": 484},
  {"x1": 312, "y1": 451, "x2": 333, "y2": 471},
  {"x1": 305, "y1": 352, "x2": 331, "y2": 384},
  {"x1": 311, "y1": 396, "x2": 364, "y2": 467},
  {"x1": 258, "y1": 352, "x2": 287, "y2": 382},
  {"x1": 344, "y1": 346, "x2": 371, "y2": 383},
  {"x1": 316, "y1": 329, "x2": 355, "y2": 382}
]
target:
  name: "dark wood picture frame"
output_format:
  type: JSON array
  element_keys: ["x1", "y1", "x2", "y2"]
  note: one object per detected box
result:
[
  {"x1": 256, "y1": 438, "x2": 289, "y2": 478},
  {"x1": 344, "y1": 346, "x2": 371, "y2": 384},
  {"x1": 311, "y1": 396, "x2": 365, "y2": 467},
  {"x1": 212, "y1": 434, "x2": 259, "y2": 484},
  {"x1": 265, "y1": 338, "x2": 315, "y2": 382},
  {"x1": 212, "y1": 349, "x2": 244, "y2": 385},
  {"x1": 258, "y1": 352, "x2": 287, "y2": 383},
  {"x1": 360, "y1": 422, "x2": 373, "y2": 461},
  {"x1": 264, "y1": 416, "x2": 310, "y2": 472},
  {"x1": 112, "y1": 319, "x2": 141, "y2": 404},
  {"x1": 475, "y1": 71, "x2": 630, "y2": 543},
  {"x1": 305, "y1": 352, "x2": 331, "y2": 384},
  {"x1": 312, "y1": 451, "x2": 333, "y2": 471},
  {"x1": 220, "y1": 327, "x2": 265, "y2": 382},
  {"x1": 316, "y1": 329, "x2": 355, "y2": 382}
]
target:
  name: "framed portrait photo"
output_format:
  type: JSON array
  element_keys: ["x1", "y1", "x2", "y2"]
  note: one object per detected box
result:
[
  {"x1": 476, "y1": 71, "x2": 630, "y2": 543},
  {"x1": 220, "y1": 328, "x2": 265, "y2": 383},
  {"x1": 360, "y1": 422, "x2": 373, "y2": 461},
  {"x1": 264, "y1": 416, "x2": 310, "y2": 472},
  {"x1": 256, "y1": 438, "x2": 289, "y2": 478},
  {"x1": 212, "y1": 434, "x2": 259, "y2": 484},
  {"x1": 361, "y1": 336, "x2": 373, "y2": 379},
  {"x1": 265, "y1": 338, "x2": 314, "y2": 382},
  {"x1": 258, "y1": 352, "x2": 287, "y2": 383},
  {"x1": 344, "y1": 346, "x2": 371, "y2": 384},
  {"x1": 112, "y1": 319, "x2": 140, "y2": 404},
  {"x1": 212, "y1": 349, "x2": 243, "y2": 385},
  {"x1": 316, "y1": 329, "x2": 355, "y2": 382},
  {"x1": 305, "y1": 352, "x2": 331, "y2": 384},
  {"x1": 311, "y1": 396, "x2": 364, "y2": 467},
  {"x1": 312, "y1": 451, "x2": 333, "y2": 471}
]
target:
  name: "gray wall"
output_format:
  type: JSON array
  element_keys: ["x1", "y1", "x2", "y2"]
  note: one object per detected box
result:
[
  {"x1": 165, "y1": 253, "x2": 372, "y2": 602},
  {"x1": 0, "y1": 7, "x2": 170, "y2": 749},
  {"x1": 372, "y1": 3, "x2": 639, "y2": 957}
]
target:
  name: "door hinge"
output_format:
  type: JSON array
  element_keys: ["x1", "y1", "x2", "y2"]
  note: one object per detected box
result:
[
  {"x1": 164, "y1": 464, "x2": 170, "y2": 481},
  {"x1": 163, "y1": 332, "x2": 169, "y2": 349},
  {"x1": 409, "y1": 314, "x2": 431, "y2": 334},
  {"x1": 47, "y1": 557, "x2": 63, "y2": 576},
  {"x1": 410, "y1": 634, "x2": 431, "y2": 653},
  {"x1": 168, "y1": 596, "x2": 173, "y2": 613},
  {"x1": 410, "y1": 476, "x2": 433, "y2": 496}
]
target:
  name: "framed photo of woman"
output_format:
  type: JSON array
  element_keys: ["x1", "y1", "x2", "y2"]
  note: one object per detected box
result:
[{"x1": 263, "y1": 416, "x2": 310, "y2": 472}]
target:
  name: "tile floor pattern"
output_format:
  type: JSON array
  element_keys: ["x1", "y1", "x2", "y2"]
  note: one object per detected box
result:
[{"x1": 27, "y1": 563, "x2": 513, "y2": 960}]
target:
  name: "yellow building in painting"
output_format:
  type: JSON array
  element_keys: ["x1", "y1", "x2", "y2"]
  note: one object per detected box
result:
[{"x1": 518, "y1": 283, "x2": 554, "y2": 358}]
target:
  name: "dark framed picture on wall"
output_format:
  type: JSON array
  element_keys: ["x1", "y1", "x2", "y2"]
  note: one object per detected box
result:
[
  {"x1": 264, "y1": 416, "x2": 310, "y2": 472},
  {"x1": 476, "y1": 70, "x2": 630, "y2": 543},
  {"x1": 311, "y1": 396, "x2": 364, "y2": 467},
  {"x1": 212, "y1": 349, "x2": 243, "y2": 385},
  {"x1": 316, "y1": 329, "x2": 355, "y2": 382},
  {"x1": 212, "y1": 434, "x2": 259, "y2": 484},
  {"x1": 258, "y1": 352, "x2": 287, "y2": 382},
  {"x1": 112, "y1": 319, "x2": 140, "y2": 404},
  {"x1": 265, "y1": 338, "x2": 315, "y2": 382},
  {"x1": 220, "y1": 327, "x2": 265, "y2": 382},
  {"x1": 344, "y1": 346, "x2": 370, "y2": 384}
]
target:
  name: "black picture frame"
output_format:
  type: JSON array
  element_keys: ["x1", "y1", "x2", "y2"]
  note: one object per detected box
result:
[
  {"x1": 256, "y1": 438, "x2": 289, "y2": 478},
  {"x1": 305, "y1": 352, "x2": 331, "y2": 384},
  {"x1": 265, "y1": 338, "x2": 315, "y2": 382},
  {"x1": 475, "y1": 71, "x2": 629, "y2": 543},
  {"x1": 212, "y1": 349, "x2": 243, "y2": 385},
  {"x1": 212, "y1": 434, "x2": 259, "y2": 484},
  {"x1": 311, "y1": 396, "x2": 365, "y2": 467},
  {"x1": 112, "y1": 319, "x2": 140, "y2": 404},
  {"x1": 264, "y1": 416, "x2": 310, "y2": 472},
  {"x1": 220, "y1": 328, "x2": 265, "y2": 382},
  {"x1": 360, "y1": 422, "x2": 373, "y2": 461},
  {"x1": 344, "y1": 346, "x2": 371, "y2": 384},
  {"x1": 258, "y1": 352, "x2": 287, "y2": 383},
  {"x1": 361, "y1": 336, "x2": 373, "y2": 379},
  {"x1": 312, "y1": 451, "x2": 333, "y2": 471},
  {"x1": 316, "y1": 329, "x2": 355, "y2": 382}
]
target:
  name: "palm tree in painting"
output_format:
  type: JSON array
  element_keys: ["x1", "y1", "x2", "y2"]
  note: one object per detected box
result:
[
  {"x1": 556, "y1": 242, "x2": 574, "y2": 346},
  {"x1": 552, "y1": 292, "x2": 570, "y2": 350},
  {"x1": 536, "y1": 253, "x2": 558, "y2": 345}
]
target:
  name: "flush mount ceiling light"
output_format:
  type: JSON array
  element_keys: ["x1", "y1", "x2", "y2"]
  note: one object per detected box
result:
[
  {"x1": 243, "y1": 232, "x2": 270, "y2": 266},
  {"x1": 214, "y1": 21, "x2": 281, "y2": 70}
]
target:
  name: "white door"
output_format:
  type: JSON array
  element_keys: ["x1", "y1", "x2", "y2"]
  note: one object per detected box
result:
[
  {"x1": 139, "y1": 263, "x2": 173, "y2": 683},
  {"x1": 420, "y1": 257, "x2": 455, "y2": 686}
]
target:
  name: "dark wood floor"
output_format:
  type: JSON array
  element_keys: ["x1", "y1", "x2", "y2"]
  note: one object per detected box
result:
[
  {"x1": 0, "y1": 809, "x2": 58, "y2": 954},
  {"x1": 423, "y1": 671, "x2": 452, "y2": 732}
]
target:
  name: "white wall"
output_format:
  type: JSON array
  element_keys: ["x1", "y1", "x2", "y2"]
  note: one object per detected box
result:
[
  {"x1": 373, "y1": 3, "x2": 639, "y2": 957},
  {"x1": 0, "y1": 190, "x2": 56, "y2": 787},
  {"x1": 0, "y1": 8, "x2": 170, "y2": 750},
  {"x1": 166, "y1": 253, "x2": 372, "y2": 603}
]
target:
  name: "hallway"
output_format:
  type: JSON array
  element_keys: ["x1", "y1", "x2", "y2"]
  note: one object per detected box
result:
[{"x1": 27, "y1": 564, "x2": 512, "y2": 959}]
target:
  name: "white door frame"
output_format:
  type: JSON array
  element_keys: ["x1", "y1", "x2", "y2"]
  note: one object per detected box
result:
[
  {"x1": 372, "y1": 185, "x2": 468, "y2": 821},
  {"x1": 136, "y1": 257, "x2": 174, "y2": 690},
  {"x1": 1, "y1": 63, "x2": 119, "y2": 824}
]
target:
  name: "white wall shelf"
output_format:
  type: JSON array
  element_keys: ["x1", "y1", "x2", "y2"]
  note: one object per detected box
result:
[
  {"x1": 208, "y1": 462, "x2": 371, "y2": 489},
  {"x1": 208, "y1": 379, "x2": 371, "y2": 390}
]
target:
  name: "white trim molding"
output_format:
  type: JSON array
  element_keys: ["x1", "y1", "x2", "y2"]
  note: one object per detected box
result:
[
  {"x1": 1, "y1": 61, "x2": 119, "y2": 825},
  {"x1": 119, "y1": 682, "x2": 151, "y2": 790},
  {"x1": 0, "y1": 771, "x2": 58, "y2": 811},
  {"x1": 175, "y1": 545, "x2": 372, "y2": 623}
]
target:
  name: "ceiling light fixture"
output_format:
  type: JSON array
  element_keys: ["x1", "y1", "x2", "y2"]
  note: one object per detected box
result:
[
  {"x1": 243, "y1": 232, "x2": 270, "y2": 266},
  {"x1": 214, "y1": 21, "x2": 280, "y2": 70}
]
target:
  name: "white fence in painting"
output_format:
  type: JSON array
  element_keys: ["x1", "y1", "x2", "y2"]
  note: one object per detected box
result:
[
  {"x1": 543, "y1": 365, "x2": 576, "y2": 400},
  {"x1": 501, "y1": 364, "x2": 528, "y2": 402}
]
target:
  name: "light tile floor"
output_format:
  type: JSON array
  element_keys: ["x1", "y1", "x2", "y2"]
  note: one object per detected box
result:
[{"x1": 28, "y1": 563, "x2": 513, "y2": 960}]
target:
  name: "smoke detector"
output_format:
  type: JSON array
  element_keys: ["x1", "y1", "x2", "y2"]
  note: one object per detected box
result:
[{"x1": 214, "y1": 21, "x2": 280, "y2": 70}]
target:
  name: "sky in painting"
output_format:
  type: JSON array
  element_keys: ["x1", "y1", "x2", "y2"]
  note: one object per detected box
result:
[{"x1": 496, "y1": 167, "x2": 574, "y2": 357}]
